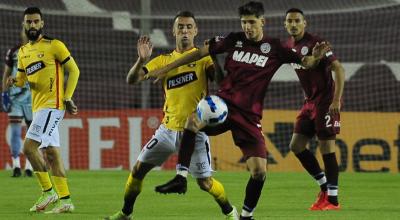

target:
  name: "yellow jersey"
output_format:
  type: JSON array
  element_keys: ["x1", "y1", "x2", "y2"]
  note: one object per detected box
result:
[
  {"x1": 144, "y1": 48, "x2": 213, "y2": 131},
  {"x1": 17, "y1": 36, "x2": 71, "y2": 112}
]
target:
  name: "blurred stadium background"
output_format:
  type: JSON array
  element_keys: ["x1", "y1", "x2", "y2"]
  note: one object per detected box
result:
[{"x1": 0, "y1": 0, "x2": 399, "y2": 173}]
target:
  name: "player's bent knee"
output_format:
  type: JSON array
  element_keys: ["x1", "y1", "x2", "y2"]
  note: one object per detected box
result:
[
  {"x1": 251, "y1": 171, "x2": 266, "y2": 181},
  {"x1": 290, "y1": 143, "x2": 305, "y2": 154},
  {"x1": 196, "y1": 177, "x2": 212, "y2": 191}
]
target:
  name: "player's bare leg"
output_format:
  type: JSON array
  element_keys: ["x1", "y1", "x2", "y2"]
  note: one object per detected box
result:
[
  {"x1": 290, "y1": 134, "x2": 328, "y2": 210},
  {"x1": 105, "y1": 161, "x2": 155, "y2": 220},
  {"x1": 318, "y1": 140, "x2": 340, "y2": 210},
  {"x1": 155, "y1": 113, "x2": 205, "y2": 194},
  {"x1": 43, "y1": 147, "x2": 74, "y2": 214},
  {"x1": 239, "y1": 156, "x2": 266, "y2": 220},
  {"x1": 23, "y1": 139, "x2": 58, "y2": 212}
]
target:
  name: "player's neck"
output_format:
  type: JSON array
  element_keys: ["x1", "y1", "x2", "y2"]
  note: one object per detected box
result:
[
  {"x1": 293, "y1": 32, "x2": 305, "y2": 42},
  {"x1": 29, "y1": 34, "x2": 43, "y2": 44},
  {"x1": 176, "y1": 45, "x2": 194, "y2": 53}
]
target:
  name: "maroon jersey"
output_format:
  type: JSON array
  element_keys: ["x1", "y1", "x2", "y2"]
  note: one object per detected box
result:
[
  {"x1": 285, "y1": 32, "x2": 337, "y2": 103},
  {"x1": 209, "y1": 32, "x2": 301, "y2": 119}
]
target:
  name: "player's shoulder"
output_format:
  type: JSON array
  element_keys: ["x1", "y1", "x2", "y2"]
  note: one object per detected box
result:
[
  {"x1": 6, "y1": 45, "x2": 20, "y2": 55},
  {"x1": 305, "y1": 32, "x2": 325, "y2": 43},
  {"x1": 228, "y1": 32, "x2": 246, "y2": 40}
]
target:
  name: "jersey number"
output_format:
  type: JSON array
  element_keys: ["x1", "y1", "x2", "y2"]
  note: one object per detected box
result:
[
  {"x1": 325, "y1": 115, "x2": 332, "y2": 128},
  {"x1": 145, "y1": 138, "x2": 158, "y2": 149}
]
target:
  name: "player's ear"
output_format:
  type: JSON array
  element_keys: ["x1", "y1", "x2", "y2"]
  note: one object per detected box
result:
[
  {"x1": 261, "y1": 17, "x2": 265, "y2": 27},
  {"x1": 304, "y1": 19, "x2": 307, "y2": 28},
  {"x1": 193, "y1": 25, "x2": 198, "y2": 37}
]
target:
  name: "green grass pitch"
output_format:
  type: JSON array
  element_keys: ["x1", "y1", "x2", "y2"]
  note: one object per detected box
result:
[{"x1": 0, "y1": 170, "x2": 399, "y2": 220}]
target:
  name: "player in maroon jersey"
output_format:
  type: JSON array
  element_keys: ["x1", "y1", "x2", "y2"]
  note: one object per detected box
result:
[
  {"x1": 284, "y1": 8, "x2": 345, "y2": 211},
  {"x1": 146, "y1": 2, "x2": 330, "y2": 219}
]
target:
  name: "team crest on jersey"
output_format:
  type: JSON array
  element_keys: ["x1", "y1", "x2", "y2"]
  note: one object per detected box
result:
[
  {"x1": 37, "y1": 52, "x2": 44, "y2": 58},
  {"x1": 235, "y1": 41, "x2": 243, "y2": 48},
  {"x1": 260, "y1": 43, "x2": 271, "y2": 54},
  {"x1": 167, "y1": 71, "x2": 198, "y2": 89},
  {"x1": 301, "y1": 46, "x2": 309, "y2": 55}
]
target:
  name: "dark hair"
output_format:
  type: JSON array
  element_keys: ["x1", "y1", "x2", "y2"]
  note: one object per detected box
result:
[
  {"x1": 286, "y1": 8, "x2": 304, "y2": 16},
  {"x1": 238, "y1": 1, "x2": 264, "y2": 17},
  {"x1": 174, "y1": 11, "x2": 196, "y2": 22},
  {"x1": 24, "y1": 7, "x2": 42, "y2": 19}
]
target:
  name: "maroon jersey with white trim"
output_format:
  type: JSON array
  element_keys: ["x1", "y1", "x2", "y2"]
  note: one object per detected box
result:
[
  {"x1": 209, "y1": 32, "x2": 301, "y2": 119},
  {"x1": 285, "y1": 32, "x2": 337, "y2": 103}
]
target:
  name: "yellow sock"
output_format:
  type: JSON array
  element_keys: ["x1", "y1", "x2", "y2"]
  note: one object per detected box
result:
[
  {"x1": 34, "y1": 171, "x2": 52, "y2": 192},
  {"x1": 125, "y1": 173, "x2": 143, "y2": 196},
  {"x1": 52, "y1": 176, "x2": 70, "y2": 198},
  {"x1": 208, "y1": 178, "x2": 228, "y2": 204}
]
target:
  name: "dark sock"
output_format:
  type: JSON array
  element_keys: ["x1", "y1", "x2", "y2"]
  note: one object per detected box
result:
[
  {"x1": 177, "y1": 129, "x2": 197, "y2": 169},
  {"x1": 323, "y1": 153, "x2": 339, "y2": 205},
  {"x1": 243, "y1": 176, "x2": 265, "y2": 213},
  {"x1": 295, "y1": 150, "x2": 326, "y2": 191}
]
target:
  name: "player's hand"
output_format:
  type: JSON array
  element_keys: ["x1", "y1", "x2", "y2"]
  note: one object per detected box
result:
[
  {"x1": 6, "y1": 77, "x2": 17, "y2": 88},
  {"x1": 312, "y1": 41, "x2": 331, "y2": 60},
  {"x1": 1, "y1": 92, "x2": 12, "y2": 112},
  {"x1": 329, "y1": 100, "x2": 341, "y2": 115},
  {"x1": 144, "y1": 68, "x2": 168, "y2": 84},
  {"x1": 64, "y1": 99, "x2": 78, "y2": 115},
  {"x1": 137, "y1": 35, "x2": 153, "y2": 62}
]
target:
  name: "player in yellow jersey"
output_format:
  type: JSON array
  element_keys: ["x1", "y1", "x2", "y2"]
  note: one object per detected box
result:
[
  {"x1": 105, "y1": 11, "x2": 238, "y2": 220},
  {"x1": 6, "y1": 7, "x2": 79, "y2": 214}
]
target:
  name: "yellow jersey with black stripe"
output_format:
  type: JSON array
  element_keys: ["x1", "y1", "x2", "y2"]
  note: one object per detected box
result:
[
  {"x1": 16, "y1": 36, "x2": 71, "y2": 112},
  {"x1": 144, "y1": 48, "x2": 213, "y2": 131}
]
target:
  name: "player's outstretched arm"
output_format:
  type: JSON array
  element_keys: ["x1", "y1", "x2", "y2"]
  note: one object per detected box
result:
[
  {"x1": 329, "y1": 60, "x2": 345, "y2": 115},
  {"x1": 126, "y1": 35, "x2": 153, "y2": 84},
  {"x1": 145, "y1": 45, "x2": 210, "y2": 83},
  {"x1": 301, "y1": 41, "x2": 331, "y2": 69}
]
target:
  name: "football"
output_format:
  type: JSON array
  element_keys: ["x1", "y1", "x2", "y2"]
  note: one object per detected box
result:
[{"x1": 196, "y1": 95, "x2": 228, "y2": 126}]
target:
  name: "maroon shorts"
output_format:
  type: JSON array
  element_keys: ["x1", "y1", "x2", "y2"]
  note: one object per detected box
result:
[
  {"x1": 294, "y1": 101, "x2": 340, "y2": 140},
  {"x1": 202, "y1": 105, "x2": 267, "y2": 158}
]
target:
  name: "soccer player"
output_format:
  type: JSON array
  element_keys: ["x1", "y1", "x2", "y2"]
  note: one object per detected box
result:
[
  {"x1": 146, "y1": 2, "x2": 330, "y2": 219},
  {"x1": 105, "y1": 11, "x2": 238, "y2": 220},
  {"x1": 6, "y1": 7, "x2": 80, "y2": 213},
  {"x1": 284, "y1": 8, "x2": 344, "y2": 210},
  {"x1": 2, "y1": 28, "x2": 33, "y2": 177}
]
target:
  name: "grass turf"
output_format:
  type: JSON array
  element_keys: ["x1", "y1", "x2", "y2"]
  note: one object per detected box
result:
[{"x1": 0, "y1": 170, "x2": 399, "y2": 220}]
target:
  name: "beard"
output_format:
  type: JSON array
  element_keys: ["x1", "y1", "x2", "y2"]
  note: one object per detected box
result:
[{"x1": 25, "y1": 28, "x2": 42, "y2": 41}]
